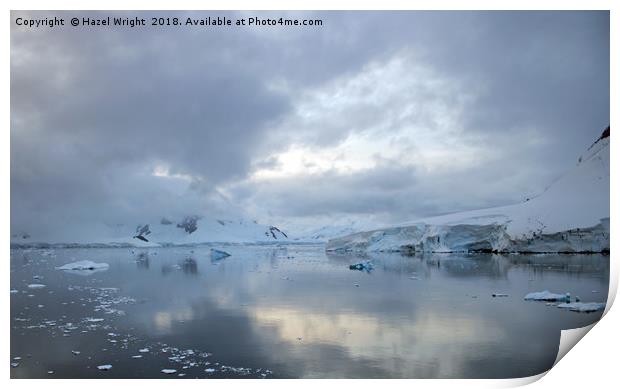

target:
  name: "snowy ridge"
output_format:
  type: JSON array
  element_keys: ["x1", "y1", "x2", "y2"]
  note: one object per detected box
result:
[
  {"x1": 11, "y1": 217, "x2": 289, "y2": 248},
  {"x1": 327, "y1": 129, "x2": 610, "y2": 254},
  {"x1": 290, "y1": 219, "x2": 381, "y2": 242}
]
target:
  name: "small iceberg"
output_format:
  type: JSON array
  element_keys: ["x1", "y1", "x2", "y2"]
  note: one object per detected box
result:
[
  {"x1": 27, "y1": 284, "x2": 46, "y2": 289},
  {"x1": 349, "y1": 261, "x2": 373, "y2": 272},
  {"x1": 524, "y1": 290, "x2": 570, "y2": 302},
  {"x1": 161, "y1": 369, "x2": 177, "y2": 374},
  {"x1": 56, "y1": 260, "x2": 109, "y2": 276},
  {"x1": 557, "y1": 302, "x2": 605, "y2": 313},
  {"x1": 210, "y1": 249, "x2": 231, "y2": 260},
  {"x1": 97, "y1": 364, "x2": 112, "y2": 370}
]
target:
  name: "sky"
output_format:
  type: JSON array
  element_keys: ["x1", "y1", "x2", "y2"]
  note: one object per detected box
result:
[{"x1": 11, "y1": 11, "x2": 610, "y2": 238}]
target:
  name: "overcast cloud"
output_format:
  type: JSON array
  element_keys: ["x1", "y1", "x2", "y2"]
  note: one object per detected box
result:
[{"x1": 11, "y1": 11, "x2": 609, "y2": 236}]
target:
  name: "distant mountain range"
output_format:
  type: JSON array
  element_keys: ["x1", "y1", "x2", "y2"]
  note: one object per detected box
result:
[{"x1": 11, "y1": 216, "x2": 290, "y2": 247}]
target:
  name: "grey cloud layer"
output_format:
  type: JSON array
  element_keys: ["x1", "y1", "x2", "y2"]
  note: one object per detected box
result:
[{"x1": 11, "y1": 11, "x2": 609, "y2": 236}]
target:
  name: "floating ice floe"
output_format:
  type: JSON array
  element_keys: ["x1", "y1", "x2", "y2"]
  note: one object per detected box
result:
[
  {"x1": 56, "y1": 260, "x2": 109, "y2": 270},
  {"x1": 205, "y1": 368, "x2": 216, "y2": 373},
  {"x1": 161, "y1": 369, "x2": 177, "y2": 374},
  {"x1": 139, "y1": 348, "x2": 150, "y2": 353},
  {"x1": 524, "y1": 291, "x2": 570, "y2": 302},
  {"x1": 27, "y1": 284, "x2": 46, "y2": 289},
  {"x1": 131, "y1": 355, "x2": 143, "y2": 359},
  {"x1": 349, "y1": 261, "x2": 374, "y2": 272},
  {"x1": 56, "y1": 260, "x2": 110, "y2": 276},
  {"x1": 84, "y1": 317, "x2": 105, "y2": 323},
  {"x1": 97, "y1": 364, "x2": 113, "y2": 370},
  {"x1": 10, "y1": 289, "x2": 18, "y2": 294},
  {"x1": 557, "y1": 302, "x2": 605, "y2": 313},
  {"x1": 210, "y1": 249, "x2": 231, "y2": 260}
]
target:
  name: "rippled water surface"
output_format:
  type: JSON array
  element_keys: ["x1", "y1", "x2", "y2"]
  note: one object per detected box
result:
[{"x1": 10, "y1": 245, "x2": 609, "y2": 378}]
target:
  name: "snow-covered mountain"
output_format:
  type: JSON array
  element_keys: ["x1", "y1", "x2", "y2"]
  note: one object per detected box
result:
[
  {"x1": 290, "y1": 219, "x2": 381, "y2": 242},
  {"x1": 11, "y1": 217, "x2": 289, "y2": 247},
  {"x1": 327, "y1": 127, "x2": 610, "y2": 254}
]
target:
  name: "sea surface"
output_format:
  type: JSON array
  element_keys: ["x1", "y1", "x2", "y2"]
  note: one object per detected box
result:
[{"x1": 10, "y1": 245, "x2": 609, "y2": 378}]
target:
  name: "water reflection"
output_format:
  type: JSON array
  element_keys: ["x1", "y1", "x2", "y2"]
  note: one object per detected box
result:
[
  {"x1": 135, "y1": 252, "x2": 150, "y2": 270},
  {"x1": 182, "y1": 258, "x2": 199, "y2": 275},
  {"x1": 327, "y1": 252, "x2": 609, "y2": 280},
  {"x1": 10, "y1": 245, "x2": 608, "y2": 379},
  {"x1": 160, "y1": 263, "x2": 174, "y2": 275}
]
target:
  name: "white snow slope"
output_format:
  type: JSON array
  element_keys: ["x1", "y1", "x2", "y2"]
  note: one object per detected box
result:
[
  {"x1": 290, "y1": 219, "x2": 382, "y2": 242},
  {"x1": 11, "y1": 218, "x2": 289, "y2": 247},
  {"x1": 327, "y1": 131, "x2": 610, "y2": 254}
]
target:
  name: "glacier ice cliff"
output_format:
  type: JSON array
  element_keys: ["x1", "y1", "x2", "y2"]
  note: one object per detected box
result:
[{"x1": 327, "y1": 127, "x2": 610, "y2": 254}]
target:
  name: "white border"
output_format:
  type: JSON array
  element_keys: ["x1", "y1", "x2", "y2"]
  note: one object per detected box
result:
[{"x1": 4, "y1": 1, "x2": 617, "y2": 388}]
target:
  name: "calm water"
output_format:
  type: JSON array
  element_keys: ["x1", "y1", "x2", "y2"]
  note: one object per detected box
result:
[{"x1": 10, "y1": 245, "x2": 609, "y2": 378}]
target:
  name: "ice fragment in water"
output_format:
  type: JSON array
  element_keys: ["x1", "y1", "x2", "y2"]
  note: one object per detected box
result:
[
  {"x1": 210, "y1": 249, "x2": 231, "y2": 260},
  {"x1": 557, "y1": 302, "x2": 605, "y2": 313},
  {"x1": 349, "y1": 261, "x2": 373, "y2": 272},
  {"x1": 84, "y1": 317, "x2": 104, "y2": 323},
  {"x1": 524, "y1": 291, "x2": 570, "y2": 302},
  {"x1": 56, "y1": 260, "x2": 109, "y2": 276}
]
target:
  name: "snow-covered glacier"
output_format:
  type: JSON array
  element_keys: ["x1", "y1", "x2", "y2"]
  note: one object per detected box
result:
[{"x1": 327, "y1": 129, "x2": 610, "y2": 254}]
